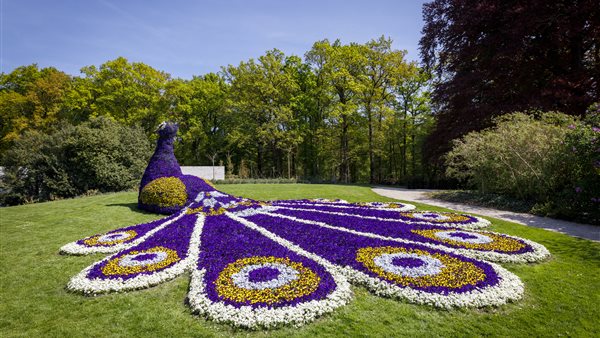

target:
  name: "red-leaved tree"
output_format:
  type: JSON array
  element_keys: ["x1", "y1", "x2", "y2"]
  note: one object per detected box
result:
[{"x1": 420, "y1": 0, "x2": 600, "y2": 163}]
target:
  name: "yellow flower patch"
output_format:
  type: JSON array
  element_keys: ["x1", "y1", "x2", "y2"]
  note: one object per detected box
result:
[
  {"x1": 412, "y1": 229, "x2": 527, "y2": 252},
  {"x1": 101, "y1": 246, "x2": 180, "y2": 276},
  {"x1": 186, "y1": 207, "x2": 227, "y2": 216},
  {"x1": 140, "y1": 177, "x2": 187, "y2": 208},
  {"x1": 356, "y1": 246, "x2": 486, "y2": 289},
  {"x1": 215, "y1": 256, "x2": 320, "y2": 305}
]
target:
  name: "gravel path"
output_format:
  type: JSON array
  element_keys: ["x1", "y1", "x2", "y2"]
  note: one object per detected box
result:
[{"x1": 372, "y1": 186, "x2": 599, "y2": 242}]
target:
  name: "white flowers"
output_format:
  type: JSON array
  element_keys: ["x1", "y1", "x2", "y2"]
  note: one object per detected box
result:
[
  {"x1": 188, "y1": 268, "x2": 352, "y2": 329},
  {"x1": 338, "y1": 263, "x2": 524, "y2": 309},
  {"x1": 231, "y1": 263, "x2": 300, "y2": 290},
  {"x1": 373, "y1": 252, "x2": 444, "y2": 277}
]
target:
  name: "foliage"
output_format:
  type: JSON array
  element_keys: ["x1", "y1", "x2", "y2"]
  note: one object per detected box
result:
[
  {"x1": 78, "y1": 57, "x2": 172, "y2": 133},
  {"x1": 0, "y1": 65, "x2": 72, "y2": 153},
  {"x1": 551, "y1": 107, "x2": 600, "y2": 223},
  {"x1": 445, "y1": 111, "x2": 599, "y2": 224},
  {"x1": 420, "y1": 0, "x2": 600, "y2": 162},
  {"x1": 1, "y1": 39, "x2": 433, "y2": 194},
  {"x1": 0, "y1": 118, "x2": 151, "y2": 205}
]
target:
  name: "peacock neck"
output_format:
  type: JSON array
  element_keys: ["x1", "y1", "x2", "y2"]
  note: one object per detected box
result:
[{"x1": 140, "y1": 135, "x2": 182, "y2": 188}]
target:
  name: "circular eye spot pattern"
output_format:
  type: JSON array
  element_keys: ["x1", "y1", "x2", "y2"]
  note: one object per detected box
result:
[
  {"x1": 119, "y1": 251, "x2": 169, "y2": 267},
  {"x1": 399, "y1": 211, "x2": 473, "y2": 223},
  {"x1": 231, "y1": 263, "x2": 300, "y2": 290},
  {"x1": 373, "y1": 252, "x2": 445, "y2": 278},
  {"x1": 101, "y1": 246, "x2": 180, "y2": 276},
  {"x1": 356, "y1": 246, "x2": 486, "y2": 289},
  {"x1": 215, "y1": 256, "x2": 320, "y2": 305},
  {"x1": 83, "y1": 230, "x2": 137, "y2": 247},
  {"x1": 412, "y1": 229, "x2": 528, "y2": 252},
  {"x1": 435, "y1": 231, "x2": 494, "y2": 244}
]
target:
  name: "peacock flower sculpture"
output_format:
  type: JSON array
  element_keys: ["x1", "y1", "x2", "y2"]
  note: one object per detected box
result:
[{"x1": 61, "y1": 122, "x2": 550, "y2": 329}]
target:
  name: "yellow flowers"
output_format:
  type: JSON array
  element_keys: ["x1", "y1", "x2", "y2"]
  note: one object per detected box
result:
[
  {"x1": 215, "y1": 256, "x2": 320, "y2": 305},
  {"x1": 356, "y1": 246, "x2": 486, "y2": 289},
  {"x1": 101, "y1": 246, "x2": 180, "y2": 276},
  {"x1": 140, "y1": 177, "x2": 187, "y2": 208},
  {"x1": 186, "y1": 207, "x2": 227, "y2": 216},
  {"x1": 412, "y1": 229, "x2": 527, "y2": 252}
]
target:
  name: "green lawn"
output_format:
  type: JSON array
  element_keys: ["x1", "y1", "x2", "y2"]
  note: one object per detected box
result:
[{"x1": 1, "y1": 184, "x2": 599, "y2": 337}]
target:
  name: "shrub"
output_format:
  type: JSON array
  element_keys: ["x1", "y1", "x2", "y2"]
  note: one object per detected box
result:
[
  {"x1": 0, "y1": 118, "x2": 152, "y2": 205},
  {"x1": 551, "y1": 108, "x2": 600, "y2": 223},
  {"x1": 445, "y1": 112, "x2": 574, "y2": 199},
  {"x1": 445, "y1": 110, "x2": 599, "y2": 224}
]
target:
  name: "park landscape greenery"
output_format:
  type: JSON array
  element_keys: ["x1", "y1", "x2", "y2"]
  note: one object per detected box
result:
[
  {"x1": 0, "y1": 37, "x2": 433, "y2": 187},
  {"x1": 0, "y1": 1, "x2": 599, "y2": 333}
]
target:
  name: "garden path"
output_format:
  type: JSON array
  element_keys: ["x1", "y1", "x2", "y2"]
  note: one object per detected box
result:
[{"x1": 372, "y1": 186, "x2": 599, "y2": 242}]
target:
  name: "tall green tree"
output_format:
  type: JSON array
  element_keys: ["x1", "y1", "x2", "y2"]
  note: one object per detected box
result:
[
  {"x1": 0, "y1": 65, "x2": 72, "y2": 154},
  {"x1": 223, "y1": 49, "x2": 300, "y2": 177},
  {"x1": 354, "y1": 36, "x2": 409, "y2": 183},
  {"x1": 79, "y1": 57, "x2": 171, "y2": 133}
]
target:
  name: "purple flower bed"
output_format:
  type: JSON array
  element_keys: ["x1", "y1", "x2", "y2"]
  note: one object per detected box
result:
[
  {"x1": 197, "y1": 214, "x2": 338, "y2": 308},
  {"x1": 243, "y1": 212, "x2": 499, "y2": 295},
  {"x1": 86, "y1": 213, "x2": 197, "y2": 281},
  {"x1": 75, "y1": 213, "x2": 177, "y2": 247},
  {"x1": 270, "y1": 208, "x2": 533, "y2": 255}
]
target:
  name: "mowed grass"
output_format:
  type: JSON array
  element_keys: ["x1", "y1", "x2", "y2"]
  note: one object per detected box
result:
[{"x1": 1, "y1": 184, "x2": 599, "y2": 337}]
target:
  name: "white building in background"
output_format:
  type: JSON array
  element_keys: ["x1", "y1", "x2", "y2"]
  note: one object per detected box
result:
[{"x1": 181, "y1": 166, "x2": 225, "y2": 180}]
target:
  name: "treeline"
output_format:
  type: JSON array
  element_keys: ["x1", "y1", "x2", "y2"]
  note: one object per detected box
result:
[{"x1": 0, "y1": 36, "x2": 432, "y2": 184}]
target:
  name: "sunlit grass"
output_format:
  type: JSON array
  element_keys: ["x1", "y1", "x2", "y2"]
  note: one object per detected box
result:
[{"x1": 1, "y1": 184, "x2": 598, "y2": 337}]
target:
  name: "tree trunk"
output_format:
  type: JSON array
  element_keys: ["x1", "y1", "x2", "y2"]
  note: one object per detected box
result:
[{"x1": 367, "y1": 104, "x2": 374, "y2": 184}]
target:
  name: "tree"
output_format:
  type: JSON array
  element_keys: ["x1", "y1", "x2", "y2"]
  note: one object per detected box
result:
[
  {"x1": 223, "y1": 49, "x2": 300, "y2": 177},
  {"x1": 167, "y1": 74, "x2": 229, "y2": 165},
  {"x1": 394, "y1": 64, "x2": 432, "y2": 180},
  {"x1": 79, "y1": 57, "x2": 171, "y2": 134},
  {"x1": 354, "y1": 36, "x2": 408, "y2": 183},
  {"x1": 420, "y1": 0, "x2": 600, "y2": 162},
  {"x1": 0, "y1": 65, "x2": 72, "y2": 155}
]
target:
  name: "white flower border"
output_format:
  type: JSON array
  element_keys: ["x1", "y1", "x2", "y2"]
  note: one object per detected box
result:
[
  {"x1": 338, "y1": 262, "x2": 524, "y2": 309},
  {"x1": 67, "y1": 214, "x2": 205, "y2": 294},
  {"x1": 245, "y1": 210, "x2": 549, "y2": 264},
  {"x1": 269, "y1": 205, "x2": 491, "y2": 229},
  {"x1": 187, "y1": 212, "x2": 353, "y2": 329},
  {"x1": 60, "y1": 212, "x2": 188, "y2": 255}
]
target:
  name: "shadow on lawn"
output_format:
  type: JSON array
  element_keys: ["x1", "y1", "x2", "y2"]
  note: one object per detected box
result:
[{"x1": 105, "y1": 202, "x2": 154, "y2": 214}]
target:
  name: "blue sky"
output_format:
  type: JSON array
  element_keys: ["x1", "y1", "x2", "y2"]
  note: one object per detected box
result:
[{"x1": 3, "y1": 0, "x2": 428, "y2": 79}]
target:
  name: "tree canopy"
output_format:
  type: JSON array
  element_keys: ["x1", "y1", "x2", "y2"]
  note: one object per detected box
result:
[
  {"x1": 0, "y1": 37, "x2": 433, "y2": 185},
  {"x1": 420, "y1": 0, "x2": 600, "y2": 162}
]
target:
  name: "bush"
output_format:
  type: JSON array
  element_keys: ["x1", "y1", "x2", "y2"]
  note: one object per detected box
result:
[
  {"x1": 551, "y1": 108, "x2": 600, "y2": 223},
  {"x1": 0, "y1": 118, "x2": 152, "y2": 205},
  {"x1": 445, "y1": 110, "x2": 599, "y2": 224}
]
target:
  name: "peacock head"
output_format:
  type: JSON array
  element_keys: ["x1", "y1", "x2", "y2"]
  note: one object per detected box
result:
[{"x1": 155, "y1": 121, "x2": 179, "y2": 139}]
